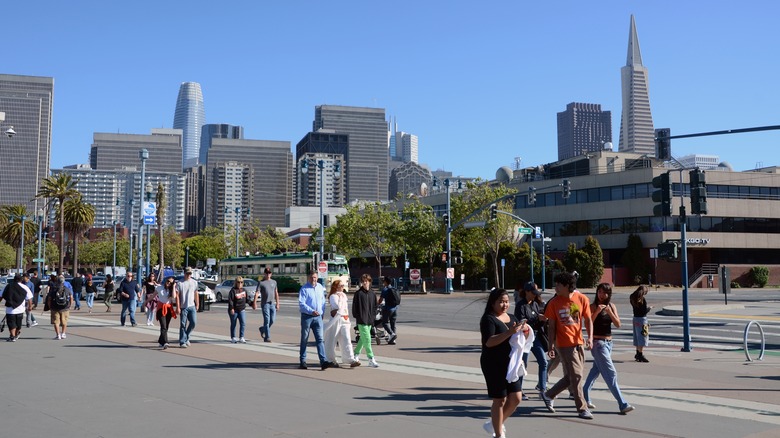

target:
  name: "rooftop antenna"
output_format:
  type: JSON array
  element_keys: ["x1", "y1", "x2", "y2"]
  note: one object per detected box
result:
[{"x1": 513, "y1": 156, "x2": 522, "y2": 170}]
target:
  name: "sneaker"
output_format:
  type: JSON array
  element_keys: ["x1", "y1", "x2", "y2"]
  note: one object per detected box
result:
[
  {"x1": 534, "y1": 384, "x2": 546, "y2": 392},
  {"x1": 522, "y1": 394, "x2": 530, "y2": 401},
  {"x1": 231, "y1": 337, "x2": 237, "y2": 344},
  {"x1": 6, "y1": 337, "x2": 14, "y2": 342},
  {"x1": 620, "y1": 404, "x2": 635, "y2": 415},
  {"x1": 162, "y1": 344, "x2": 169, "y2": 350},
  {"x1": 482, "y1": 420, "x2": 506, "y2": 436},
  {"x1": 61, "y1": 333, "x2": 67, "y2": 339},
  {"x1": 368, "y1": 358, "x2": 380, "y2": 368},
  {"x1": 186, "y1": 341, "x2": 191, "y2": 346},
  {"x1": 26, "y1": 323, "x2": 30, "y2": 328},
  {"x1": 540, "y1": 392, "x2": 556, "y2": 413},
  {"x1": 578, "y1": 409, "x2": 594, "y2": 420},
  {"x1": 388, "y1": 334, "x2": 397, "y2": 343},
  {"x1": 31, "y1": 321, "x2": 39, "y2": 327},
  {"x1": 131, "y1": 323, "x2": 137, "y2": 327},
  {"x1": 239, "y1": 337, "x2": 246, "y2": 343},
  {"x1": 264, "y1": 338, "x2": 272, "y2": 343},
  {"x1": 180, "y1": 343, "x2": 188, "y2": 348},
  {"x1": 350, "y1": 360, "x2": 361, "y2": 368},
  {"x1": 587, "y1": 402, "x2": 597, "y2": 409},
  {"x1": 299, "y1": 363, "x2": 308, "y2": 370},
  {"x1": 55, "y1": 335, "x2": 62, "y2": 340}
]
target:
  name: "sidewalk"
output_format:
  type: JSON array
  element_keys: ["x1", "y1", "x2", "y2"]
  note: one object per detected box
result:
[{"x1": 3, "y1": 304, "x2": 779, "y2": 438}]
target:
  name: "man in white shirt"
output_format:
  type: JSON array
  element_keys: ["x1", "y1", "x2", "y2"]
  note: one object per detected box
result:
[
  {"x1": 176, "y1": 268, "x2": 199, "y2": 348},
  {"x1": 2, "y1": 274, "x2": 33, "y2": 342}
]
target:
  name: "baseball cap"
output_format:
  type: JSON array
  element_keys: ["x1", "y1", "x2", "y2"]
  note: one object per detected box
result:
[{"x1": 523, "y1": 281, "x2": 541, "y2": 295}]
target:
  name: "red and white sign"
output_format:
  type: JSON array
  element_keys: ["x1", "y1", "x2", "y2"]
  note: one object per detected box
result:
[
  {"x1": 318, "y1": 261, "x2": 328, "y2": 274},
  {"x1": 446, "y1": 268, "x2": 455, "y2": 279},
  {"x1": 409, "y1": 269, "x2": 421, "y2": 284}
]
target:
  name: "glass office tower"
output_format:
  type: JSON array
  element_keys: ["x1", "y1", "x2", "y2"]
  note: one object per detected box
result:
[{"x1": 173, "y1": 82, "x2": 206, "y2": 169}]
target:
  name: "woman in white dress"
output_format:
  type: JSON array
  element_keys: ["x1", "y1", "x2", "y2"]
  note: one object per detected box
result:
[{"x1": 324, "y1": 280, "x2": 360, "y2": 367}]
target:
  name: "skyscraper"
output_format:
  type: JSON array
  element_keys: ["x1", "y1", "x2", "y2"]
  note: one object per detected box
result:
[
  {"x1": 618, "y1": 15, "x2": 655, "y2": 155},
  {"x1": 313, "y1": 105, "x2": 389, "y2": 202},
  {"x1": 90, "y1": 129, "x2": 183, "y2": 173},
  {"x1": 173, "y1": 82, "x2": 206, "y2": 169},
  {"x1": 200, "y1": 123, "x2": 243, "y2": 166},
  {"x1": 557, "y1": 102, "x2": 612, "y2": 160},
  {"x1": 0, "y1": 74, "x2": 54, "y2": 211},
  {"x1": 295, "y1": 131, "x2": 347, "y2": 208}
]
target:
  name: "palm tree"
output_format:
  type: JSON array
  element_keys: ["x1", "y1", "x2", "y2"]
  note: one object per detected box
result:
[
  {"x1": 0, "y1": 204, "x2": 39, "y2": 269},
  {"x1": 156, "y1": 182, "x2": 166, "y2": 271},
  {"x1": 36, "y1": 173, "x2": 79, "y2": 274},
  {"x1": 62, "y1": 194, "x2": 95, "y2": 275}
]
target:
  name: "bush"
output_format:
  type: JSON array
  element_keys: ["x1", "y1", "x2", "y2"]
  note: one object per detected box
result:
[
  {"x1": 749, "y1": 266, "x2": 769, "y2": 288},
  {"x1": 730, "y1": 281, "x2": 741, "y2": 289}
]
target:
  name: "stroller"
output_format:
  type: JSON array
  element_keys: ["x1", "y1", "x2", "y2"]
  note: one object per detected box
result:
[{"x1": 354, "y1": 306, "x2": 385, "y2": 345}]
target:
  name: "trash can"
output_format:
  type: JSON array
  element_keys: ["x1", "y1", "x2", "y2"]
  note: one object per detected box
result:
[
  {"x1": 480, "y1": 278, "x2": 488, "y2": 291},
  {"x1": 197, "y1": 293, "x2": 207, "y2": 312}
]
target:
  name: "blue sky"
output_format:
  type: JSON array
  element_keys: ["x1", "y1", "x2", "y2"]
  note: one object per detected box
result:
[{"x1": 8, "y1": 1, "x2": 780, "y2": 179}]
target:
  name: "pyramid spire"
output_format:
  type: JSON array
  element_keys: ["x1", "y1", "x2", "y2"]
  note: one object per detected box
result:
[{"x1": 626, "y1": 14, "x2": 643, "y2": 67}]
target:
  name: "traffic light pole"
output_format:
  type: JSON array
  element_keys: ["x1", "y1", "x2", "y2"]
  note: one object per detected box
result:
[{"x1": 677, "y1": 171, "x2": 692, "y2": 352}]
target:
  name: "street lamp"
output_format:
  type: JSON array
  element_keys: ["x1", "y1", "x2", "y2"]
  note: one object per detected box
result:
[
  {"x1": 185, "y1": 245, "x2": 190, "y2": 269},
  {"x1": 36, "y1": 209, "x2": 44, "y2": 275},
  {"x1": 112, "y1": 198, "x2": 119, "y2": 276},
  {"x1": 234, "y1": 206, "x2": 241, "y2": 257},
  {"x1": 432, "y1": 177, "x2": 461, "y2": 293},
  {"x1": 128, "y1": 198, "x2": 135, "y2": 273},
  {"x1": 42, "y1": 231, "x2": 47, "y2": 272},
  {"x1": 137, "y1": 148, "x2": 148, "y2": 282},
  {"x1": 301, "y1": 158, "x2": 341, "y2": 261},
  {"x1": 145, "y1": 182, "x2": 153, "y2": 277}
]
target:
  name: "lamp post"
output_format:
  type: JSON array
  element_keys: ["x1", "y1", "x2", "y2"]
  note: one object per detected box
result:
[
  {"x1": 185, "y1": 246, "x2": 190, "y2": 269},
  {"x1": 36, "y1": 209, "x2": 44, "y2": 275},
  {"x1": 145, "y1": 182, "x2": 153, "y2": 277},
  {"x1": 301, "y1": 158, "x2": 341, "y2": 261},
  {"x1": 432, "y1": 178, "x2": 456, "y2": 293},
  {"x1": 42, "y1": 231, "x2": 47, "y2": 272},
  {"x1": 128, "y1": 198, "x2": 135, "y2": 273},
  {"x1": 137, "y1": 149, "x2": 148, "y2": 282},
  {"x1": 234, "y1": 206, "x2": 241, "y2": 257},
  {"x1": 112, "y1": 198, "x2": 119, "y2": 276}
]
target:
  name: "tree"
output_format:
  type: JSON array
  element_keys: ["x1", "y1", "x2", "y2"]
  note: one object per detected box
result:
[
  {"x1": 0, "y1": 241, "x2": 16, "y2": 269},
  {"x1": 181, "y1": 226, "x2": 228, "y2": 267},
  {"x1": 563, "y1": 236, "x2": 605, "y2": 288},
  {"x1": 397, "y1": 200, "x2": 442, "y2": 276},
  {"x1": 244, "y1": 222, "x2": 298, "y2": 255},
  {"x1": 36, "y1": 173, "x2": 79, "y2": 273},
  {"x1": 77, "y1": 230, "x2": 114, "y2": 269},
  {"x1": 0, "y1": 205, "x2": 38, "y2": 268},
  {"x1": 62, "y1": 194, "x2": 96, "y2": 274},
  {"x1": 326, "y1": 202, "x2": 400, "y2": 279},
  {"x1": 156, "y1": 182, "x2": 166, "y2": 269},
  {"x1": 621, "y1": 234, "x2": 648, "y2": 284}
]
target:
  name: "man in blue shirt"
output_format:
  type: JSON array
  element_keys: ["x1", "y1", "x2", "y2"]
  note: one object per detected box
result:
[
  {"x1": 117, "y1": 272, "x2": 140, "y2": 327},
  {"x1": 298, "y1": 271, "x2": 334, "y2": 370}
]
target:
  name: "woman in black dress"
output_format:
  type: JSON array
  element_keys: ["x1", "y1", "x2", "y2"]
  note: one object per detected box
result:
[{"x1": 480, "y1": 288, "x2": 528, "y2": 438}]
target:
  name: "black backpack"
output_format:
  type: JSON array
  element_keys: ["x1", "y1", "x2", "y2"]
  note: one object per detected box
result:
[
  {"x1": 386, "y1": 286, "x2": 401, "y2": 307},
  {"x1": 54, "y1": 284, "x2": 68, "y2": 308}
]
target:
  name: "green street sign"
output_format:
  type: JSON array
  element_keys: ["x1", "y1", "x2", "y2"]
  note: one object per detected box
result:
[
  {"x1": 32, "y1": 258, "x2": 45, "y2": 263},
  {"x1": 518, "y1": 227, "x2": 534, "y2": 234}
]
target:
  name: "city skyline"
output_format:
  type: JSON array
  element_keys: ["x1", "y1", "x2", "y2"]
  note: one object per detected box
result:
[{"x1": 7, "y1": 2, "x2": 780, "y2": 180}]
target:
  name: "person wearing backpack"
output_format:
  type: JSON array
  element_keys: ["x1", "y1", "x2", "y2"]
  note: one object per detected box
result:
[
  {"x1": 2, "y1": 274, "x2": 33, "y2": 342},
  {"x1": 46, "y1": 274, "x2": 72, "y2": 340},
  {"x1": 379, "y1": 276, "x2": 400, "y2": 345}
]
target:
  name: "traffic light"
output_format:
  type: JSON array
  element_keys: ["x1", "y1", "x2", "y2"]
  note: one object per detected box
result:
[
  {"x1": 489, "y1": 204, "x2": 497, "y2": 220},
  {"x1": 689, "y1": 169, "x2": 708, "y2": 215},
  {"x1": 658, "y1": 241, "x2": 679, "y2": 261},
  {"x1": 655, "y1": 128, "x2": 671, "y2": 160},
  {"x1": 562, "y1": 179, "x2": 571, "y2": 199},
  {"x1": 441, "y1": 251, "x2": 448, "y2": 262},
  {"x1": 442, "y1": 213, "x2": 449, "y2": 224},
  {"x1": 651, "y1": 173, "x2": 672, "y2": 217},
  {"x1": 451, "y1": 250, "x2": 463, "y2": 265},
  {"x1": 528, "y1": 187, "x2": 536, "y2": 205}
]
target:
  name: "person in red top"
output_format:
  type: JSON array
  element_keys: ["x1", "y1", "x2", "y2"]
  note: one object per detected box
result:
[{"x1": 540, "y1": 272, "x2": 594, "y2": 420}]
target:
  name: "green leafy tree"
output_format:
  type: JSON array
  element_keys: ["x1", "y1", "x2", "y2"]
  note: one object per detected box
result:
[
  {"x1": 0, "y1": 205, "x2": 38, "y2": 268},
  {"x1": 749, "y1": 266, "x2": 769, "y2": 288},
  {"x1": 0, "y1": 241, "x2": 16, "y2": 270},
  {"x1": 182, "y1": 226, "x2": 228, "y2": 267},
  {"x1": 245, "y1": 223, "x2": 298, "y2": 255},
  {"x1": 507, "y1": 241, "x2": 542, "y2": 287},
  {"x1": 621, "y1": 234, "x2": 648, "y2": 284},
  {"x1": 62, "y1": 194, "x2": 96, "y2": 274},
  {"x1": 563, "y1": 236, "x2": 605, "y2": 288},
  {"x1": 77, "y1": 230, "x2": 114, "y2": 269},
  {"x1": 326, "y1": 202, "x2": 400, "y2": 279},
  {"x1": 36, "y1": 173, "x2": 80, "y2": 273},
  {"x1": 398, "y1": 200, "x2": 442, "y2": 276}
]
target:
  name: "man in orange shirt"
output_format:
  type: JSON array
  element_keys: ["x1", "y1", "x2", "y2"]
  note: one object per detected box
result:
[{"x1": 541, "y1": 272, "x2": 594, "y2": 419}]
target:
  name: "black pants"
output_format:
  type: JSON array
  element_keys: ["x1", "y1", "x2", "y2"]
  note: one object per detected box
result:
[{"x1": 157, "y1": 308, "x2": 173, "y2": 345}]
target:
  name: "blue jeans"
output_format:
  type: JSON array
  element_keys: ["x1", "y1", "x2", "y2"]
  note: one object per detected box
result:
[
  {"x1": 382, "y1": 305, "x2": 397, "y2": 336},
  {"x1": 73, "y1": 291, "x2": 82, "y2": 309},
  {"x1": 521, "y1": 336, "x2": 548, "y2": 391},
  {"x1": 261, "y1": 302, "x2": 276, "y2": 340},
  {"x1": 86, "y1": 293, "x2": 95, "y2": 309},
  {"x1": 583, "y1": 339, "x2": 630, "y2": 410},
  {"x1": 179, "y1": 306, "x2": 197, "y2": 345},
  {"x1": 299, "y1": 313, "x2": 327, "y2": 365},
  {"x1": 120, "y1": 299, "x2": 137, "y2": 325},
  {"x1": 229, "y1": 309, "x2": 246, "y2": 339}
]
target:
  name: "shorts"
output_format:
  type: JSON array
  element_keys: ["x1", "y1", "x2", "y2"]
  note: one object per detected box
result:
[
  {"x1": 7, "y1": 313, "x2": 23, "y2": 330},
  {"x1": 51, "y1": 309, "x2": 70, "y2": 326}
]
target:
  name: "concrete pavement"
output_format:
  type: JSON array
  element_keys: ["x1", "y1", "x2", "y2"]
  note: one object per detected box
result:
[{"x1": 2, "y1": 299, "x2": 779, "y2": 438}]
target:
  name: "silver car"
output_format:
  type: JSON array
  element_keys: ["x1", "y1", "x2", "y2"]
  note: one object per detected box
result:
[{"x1": 214, "y1": 278, "x2": 258, "y2": 302}]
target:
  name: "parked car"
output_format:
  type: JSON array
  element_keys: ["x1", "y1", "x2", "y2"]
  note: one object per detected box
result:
[
  {"x1": 172, "y1": 276, "x2": 216, "y2": 303},
  {"x1": 213, "y1": 278, "x2": 258, "y2": 302}
]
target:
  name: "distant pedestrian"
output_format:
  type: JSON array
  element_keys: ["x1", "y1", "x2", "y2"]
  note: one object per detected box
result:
[
  {"x1": 324, "y1": 279, "x2": 360, "y2": 367},
  {"x1": 103, "y1": 274, "x2": 114, "y2": 312},
  {"x1": 156, "y1": 276, "x2": 178, "y2": 349},
  {"x1": 297, "y1": 271, "x2": 332, "y2": 370},
  {"x1": 630, "y1": 285, "x2": 653, "y2": 363},
  {"x1": 379, "y1": 276, "x2": 399, "y2": 345},
  {"x1": 85, "y1": 277, "x2": 97, "y2": 313},
  {"x1": 23, "y1": 272, "x2": 38, "y2": 327},
  {"x1": 514, "y1": 281, "x2": 548, "y2": 398},
  {"x1": 2, "y1": 274, "x2": 33, "y2": 342},
  {"x1": 176, "y1": 268, "x2": 199, "y2": 348},
  {"x1": 71, "y1": 272, "x2": 83, "y2": 310},
  {"x1": 118, "y1": 272, "x2": 140, "y2": 327},
  {"x1": 352, "y1": 274, "x2": 379, "y2": 368},
  {"x1": 143, "y1": 273, "x2": 160, "y2": 326},
  {"x1": 583, "y1": 283, "x2": 635, "y2": 414},
  {"x1": 47, "y1": 274, "x2": 72, "y2": 340},
  {"x1": 228, "y1": 276, "x2": 248, "y2": 343},
  {"x1": 256, "y1": 268, "x2": 279, "y2": 342},
  {"x1": 541, "y1": 272, "x2": 594, "y2": 420}
]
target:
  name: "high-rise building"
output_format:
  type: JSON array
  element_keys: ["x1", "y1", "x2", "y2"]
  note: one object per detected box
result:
[
  {"x1": 313, "y1": 105, "x2": 389, "y2": 202},
  {"x1": 0, "y1": 74, "x2": 54, "y2": 211},
  {"x1": 211, "y1": 162, "x2": 254, "y2": 229},
  {"x1": 618, "y1": 15, "x2": 656, "y2": 156},
  {"x1": 173, "y1": 82, "x2": 206, "y2": 169},
  {"x1": 90, "y1": 129, "x2": 183, "y2": 173},
  {"x1": 295, "y1": 131, "x2": 347, "y2": 208},
  {"x1": 557, "y1": 102, "x2": 612, "y2": 160},
  {"x1": 390, "y1": 161, "x2": 432, "y2": 199},
  {"x1": 199, "y1": 123, "x2": 243, "y2": 166},
  {"x1": 184, "y1": 165, "x2": 206, "y2": 232},
  {"x1": 205, "y1": 138, "x2": 292, "y2": 228},
  {"x1": 677, "y1": 154, "x2": 721, "y2": 171},
  {"x1": 396, "y1": 131, "x2": 419, "y2": 164}
]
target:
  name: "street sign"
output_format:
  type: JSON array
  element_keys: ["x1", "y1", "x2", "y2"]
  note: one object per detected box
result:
[
  {"x1": 317, "y1": 261, "x2": 328, "y2": 274},
  {"x1": 143, "y1": 201, "x2": 156, "y2": 225},
  {"x1": 143, "y1": 216, "x2": 156, "y2": 225},
  {"x1": 446, "y1": 268, "x2": 454, "y2": 279},
  {"x1": 535, "y1": 226, "x2": 542, "y2": 239},
  {"x1": 32, "y1": 258, "x2": 45, "y2": 263},
  {"x1": 518, "y1": 227, "x2": 533, "y2": 234},
  {"x1": 409, "y1": 269, "x2": 421, "y2": 281}
]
